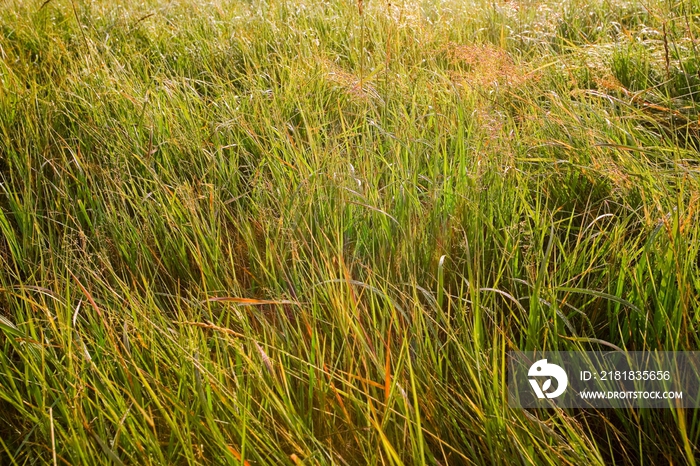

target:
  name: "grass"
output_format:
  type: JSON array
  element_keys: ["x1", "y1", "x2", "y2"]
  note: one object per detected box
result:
[{"x1": 1, "y1": 0, "x2": 700, "y2": 463}]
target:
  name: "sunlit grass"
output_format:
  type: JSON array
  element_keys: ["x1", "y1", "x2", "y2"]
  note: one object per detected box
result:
[{"x1": 1, "y1": 0, "x2": 699, "y2": 464}]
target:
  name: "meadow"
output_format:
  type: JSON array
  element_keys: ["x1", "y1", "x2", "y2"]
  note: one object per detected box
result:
[{"x1": 1, "y1": 0, "x2": 700, "y2": 464}]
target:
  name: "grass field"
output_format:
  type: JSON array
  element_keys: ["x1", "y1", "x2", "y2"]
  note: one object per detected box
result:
[{"x1": 1, "y1": 0, "x2": 700, "y2": 464}]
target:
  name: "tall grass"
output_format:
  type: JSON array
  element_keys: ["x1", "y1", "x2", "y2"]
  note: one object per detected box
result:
[{"x1": 0, "y1": 0, "x2": 699, "y2": 464}]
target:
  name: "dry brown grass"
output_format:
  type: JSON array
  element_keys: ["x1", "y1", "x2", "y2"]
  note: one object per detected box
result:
[
  {"x1": 443, "y1": 43, "x2": 535, "y2": 151},
  {"x1": 448, "y1": 43, "x2": 530, "y2": 89},
  {"x1": 320, "y1": 58, "x2": 381, "y2": 101}
]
